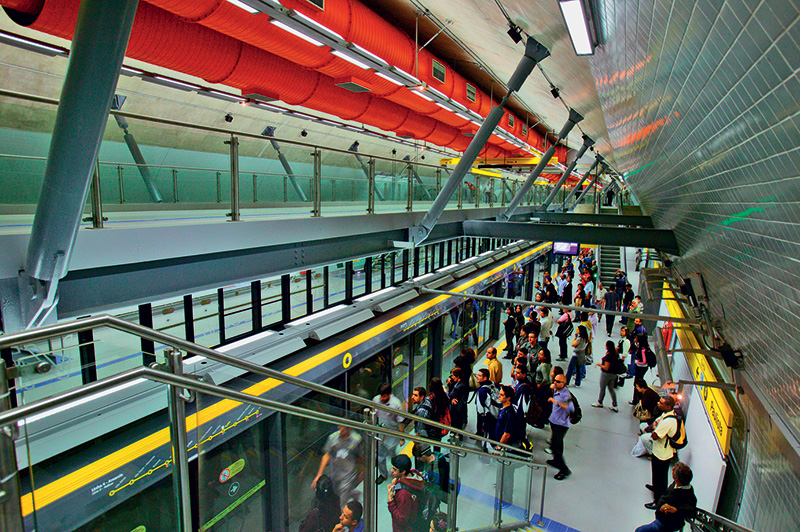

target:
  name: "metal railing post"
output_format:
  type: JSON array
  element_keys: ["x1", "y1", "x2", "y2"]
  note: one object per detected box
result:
[
  {"x1": 172, "y1": 169, "x2": 178, "y2": 203},
  {"x1": 252, "y1": 174, "x2": 258, "y2": 203},
  {"x1": 87, "y1": 161, "x2": 104, "y2": 228},
  {"x1": 226, "y1": 135, "x2": 240, "y2": 221},
  {"x1": 474, "y1": 176, "x2": 480, "y2": 207},
  {"x1": 367, "y1": 157, "x2": 375, "y2": 214},
  {"x1": 312, "y1": 149, "x2": 321, "y2": 217},
  {"x1": 0, "y1": 360, "x2": 23, "y2": 532},
  {"x1": 117, "y1": 165, "x2": 125, "y2": 204},
  {"x1": 165, "y1": 348, "x2": 192, "y2": 532},
  {"x1": 537, "y1": 466, "x2": 547, "y2": 527},
  {"x1": 283, "y1": 175, "x2": 287, "y2": 203},
  {"x1": 457, "y1": 178, "x2": 463, "y2": 209},
  {"x1": 489, "y1": 178, "x2": 495, "y2": 207},
  {"x1": 406, "y1": 163, "x2": 413, "y2": 212},
  {"x1": 447, "y1": 433, "x2": 463, "y2": 532},
  {"x1": 523, "y1": 464, "x2": 533, "y2": 522},
  {"x1": 436, "y1": 168, "x2": 442, "y2": 194},
  {"x1": 215, "y1": 171, "x2": 222, "y2": 203},
  {"x1": 494, "y1": 455, "x2": 506, "y2": 527},
  {"x1": 364, "y1": 408, "x2": 378, "y2": 532}
]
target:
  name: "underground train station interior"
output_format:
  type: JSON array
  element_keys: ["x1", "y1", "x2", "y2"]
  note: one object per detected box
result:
[{"x1": 0, "y1": 0, "x2": 797, "y2": 531}]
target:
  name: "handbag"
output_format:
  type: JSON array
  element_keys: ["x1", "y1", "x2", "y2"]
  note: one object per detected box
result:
[
  {"x1": 616, "y1": 376, "x2": 626, "y2": 388},
  {"x1": 633, "y1": 402, "x2": 651, "y2": 421}
]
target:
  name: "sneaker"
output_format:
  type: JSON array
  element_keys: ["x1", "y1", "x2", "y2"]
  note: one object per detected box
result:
[
  {"x1": 591, "y1": 402, "x2": 603, "y2": 408},
  {"x1": 546, "y1": 459, "x2": 557, "y2": 467},
  {"x1": 628, "y1": 400, "x2": 637, "y2": 405},
  {"x1": 544, "y1": 447, "x2": 553, "y2": 455},
  {"x1": 573, "y1": 384, "x2": 581, "y2": 388},
  {"x1": 610, "y1": 406, "x2": 619, "y2": 412}
]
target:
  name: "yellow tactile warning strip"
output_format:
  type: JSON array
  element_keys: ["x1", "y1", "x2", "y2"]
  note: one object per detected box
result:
[{"x1": 20, "y1": 242, "x2": 551, "y2": 517}]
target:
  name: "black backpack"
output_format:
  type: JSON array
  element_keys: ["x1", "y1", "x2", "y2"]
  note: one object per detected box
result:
[
  {"x1": 396, "y1": 478, "x2": 440, "y2": 528},
  {"x1": 568, "y1": 391, "x2": 582, "y2": 424},
  {"x1": 644, "y1": 348, "x2": 657, "y2": 368}
]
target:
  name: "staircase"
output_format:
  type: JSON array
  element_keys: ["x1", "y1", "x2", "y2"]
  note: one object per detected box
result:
[{"x1": 598, "y1": 244, "x2": 621, "y2": 288}]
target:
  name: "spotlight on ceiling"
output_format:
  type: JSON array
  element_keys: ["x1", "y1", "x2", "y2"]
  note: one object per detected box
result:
[
  {"x1": 391, "y1": 149, "x2": 397, "y2": 155},
  {"x1": 261, "y1": 125, "x2": 276, "y2": 137},
  {"x1": 558, "y1": 0, "x2": 596, "y2": 55},
  {"x1": 224, "y1": 113, "x2": 233, "y2": 123},
  {"x1": 300, "y1": 129, "x2": 308, "y2": 137},
  {"x1": 507, "y1": 24, "x2": 523, "y2": 44},
  {"x1": 550, "y1": 86, "x2": 560, "y2": 99},
  {"x1": 349, "y1": 141, "x2": 360, "y2": 151},
  {"x1": 111, "y1": 94, "x2": 127, "y2": 111}
]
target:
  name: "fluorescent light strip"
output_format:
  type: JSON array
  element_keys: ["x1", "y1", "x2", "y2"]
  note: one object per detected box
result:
[
  {"x1": 374, "y1": 71, "x2": 403, "y2": 86},
  {"x1": 253, "y1": 101, "x2": 282, "y2": 111},
  {"x1": 351, "y1": 43, "x2": 388, "y2": 67},
  {"x1": 271, "y1": 19, "x2": 324, "y2": 46},
  {"x1": 559, "y1": 0, "x2": 594, "y2": 55},
  {"x1": 455, "y1": 113, "x2": 471, "y2": 121},
  {"x1": 331, "y1": 49, "x2": 371, "y2": 70},
  {"x1": 120, "y1": 66, "x2": 144, "y2": 76},
  {"x1": 394, "y1": 69, "x2": 421, "y2": 85},
  {"x1": 0, "y1": 31, "x2": 64, "y2": 55},
  {"x1": 412, "y1": 89, "x2": 434, "y2": 102},
  {"x1": 318, "y1": 119, "x2": 338, "y2": 125},
  {"x1": 435, "y1": 102, "x2": 451, "y2": 111},
  {"x1": 203, "y1": 89, "x2": 246, "y2": 102},
  {"x1": 150, "y1": 75, "x2": 201, "y2": 91},
  {"x1": 225, "y1": 0, "x2": 259, "y2": 13},
  {"x1": 427, "y1": 87, "x2": 446, "y2": 100},
  {"x1": 293, "y1": 10, "x2": 344, "y2": 41},
  {"x1": 471, "y1": 120, "x2": 482, "y2": 127}
]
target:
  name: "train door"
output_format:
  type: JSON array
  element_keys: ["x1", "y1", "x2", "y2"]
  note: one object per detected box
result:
[
  {"x1": 390, "y1": 337, "x2": 411, "y2": 407},
  {"x1": 410, "y1": 327, "x2": 433, "y2": 395}
]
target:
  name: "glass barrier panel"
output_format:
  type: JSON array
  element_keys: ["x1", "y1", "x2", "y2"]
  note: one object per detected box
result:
[
  {"x1": 260, "y1": 276, "x2": 283, "y2": 328},
  {"x1": 222, "y1": 283, "x2": 256, "y2": 340},
  {"x1": 192, "y1": 288, "x2": 222, "y2": 347},
  {"x1": 152, "y1": 295, "x2": 188, "y2": 340},
  {"x1": 17, "y1": 379, "x2": 178, "y2": 532},
  {"x1": 327, "y1": 263, "x2": 347, "y2": 306},
  {"x1": 353, "y1": 259, "x2": 368, "y2": 299},
  {"x1": 288, "y1": 270, "x2": 309, "y2": 320},
  {"x1": 14, "y1": 335, "x2": 83, "y2": 405},
  {"x1": 92, "y1": 328, "x2": 148, "y2": 380}
]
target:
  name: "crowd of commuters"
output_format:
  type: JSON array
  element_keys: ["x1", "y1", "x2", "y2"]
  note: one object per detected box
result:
[{"x1": 304, "y1": 248, "x2": 696, "y2": 532}]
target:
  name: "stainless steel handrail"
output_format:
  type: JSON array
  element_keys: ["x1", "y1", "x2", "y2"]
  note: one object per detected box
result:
[
  {"x1": 0, "y1": 314, "x2": 536, "y2": 460},
  {"x1": 0, "y1": 364, "x2": 541, "y2": 469},
  {"x1": 690, "y1": 509, "x2": 757, "y2": 532},
  {"x1": 0, "y1": 88, "x2": 452, "y2": 170}
]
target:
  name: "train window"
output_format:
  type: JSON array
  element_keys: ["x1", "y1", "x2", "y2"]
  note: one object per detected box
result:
[
  {"x1": 466, "y1": 83, "x2": 476, "y2": 102},
  {"x1": 411, "y1": 328, "x2": 433, "y2": 394},
  {"x1": 432, "y1": 59, "x2": 446, "y2": 83},
  {"x1": 222, "y1": 281, "x2": 256, "y2": 340},
  {"x1": 259, "y1": 275, "x2": 283, "y2": 329},
  {"x1": 328, "y1": 262, "x2": 347, "y2": 306},
  {"x1": 193, "y1": 288, "x2": 221, "y2": 347},
  {"x1": 391, "y1": 336, "x2": 411, "y2": 402}
]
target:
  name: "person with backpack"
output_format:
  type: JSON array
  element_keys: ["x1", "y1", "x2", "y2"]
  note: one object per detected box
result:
[
  {"x1": 475, "y1": 368, "x2": 500, "y2": 451},
  {"x1": 644, "y1": 395, "x2": 679, "y2": 509},
  {"x1": 554, "y1": 309, "x2": 573, "y2": 361},
  {"x1": 547, "y1": 374, "x2": 575, "y2": 480},
  {"x1": 592, "y1": 340, "x2": 622, "y2": 412},
  {"x1": 493, "y1": 385, "x2": 524, "y2": 503},
  {"x1": 387, "y1": 454, "x2": 425, "y2": 532},
  {"x1": 409, "y1": 387, "x2": 439, "y2": 442},
  {"x1": 428, "y1": 378, "x2": 451, "y2": 440},
  {"x1": 446, "y1": 367, "x2": 469, "y2": 430}
]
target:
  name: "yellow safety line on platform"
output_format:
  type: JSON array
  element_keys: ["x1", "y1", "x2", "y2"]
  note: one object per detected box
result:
[{"x1": 20, "y1": 243, "x2": 550, "y2": 516}]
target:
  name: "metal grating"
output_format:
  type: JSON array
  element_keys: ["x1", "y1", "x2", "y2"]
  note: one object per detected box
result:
[{"x1": 590, "y1": 0, "x2": 800, "y2": 528}]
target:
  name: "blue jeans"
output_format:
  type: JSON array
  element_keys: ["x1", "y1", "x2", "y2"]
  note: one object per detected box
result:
[
  {"x1": 635, "y1": 519, "x2": 670, "y2": 532},
  {"x1": 565, "y1": 356, "x2": 585, "y2": 386}
]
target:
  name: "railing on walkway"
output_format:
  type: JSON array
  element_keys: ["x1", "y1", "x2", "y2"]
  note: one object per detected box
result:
[
  {"x1": 0, "y1": 316, "x2": 550, "y2": 532},
  {"x1": 690, "y1": 508, "x2": 758, "y2": 532}
]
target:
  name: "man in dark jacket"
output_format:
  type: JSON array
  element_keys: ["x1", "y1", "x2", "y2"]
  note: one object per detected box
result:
[
  {"x1": 447, "y1": 367, "x2": 470, "y2": 430},
  {"x1": 636, "y1": 462, "x2": 697, "y2": 532}
]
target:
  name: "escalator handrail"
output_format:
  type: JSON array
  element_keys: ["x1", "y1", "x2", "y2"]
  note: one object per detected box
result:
[{"x1": 0, "y1": 314, "x2": 536, "y2": 460}]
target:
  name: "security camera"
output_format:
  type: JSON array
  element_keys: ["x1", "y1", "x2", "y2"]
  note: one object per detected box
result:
[
  {"x1": 301, "y1": 129, "x2": 308, "y2": 137},
  {"x1": 224, "y1": 113, "x2": 233, "y2": 123}
]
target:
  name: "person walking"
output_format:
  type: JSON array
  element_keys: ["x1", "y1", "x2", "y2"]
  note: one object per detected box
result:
[
  {"x1": 547, "y1": 375, "x2": 574, "y2": 480},
  {"x1": 565, "y1": 325, "x2": 589, "y2": 388},
  {"x1": 592, "y1": 341, "x2": 620, "y2": 412}
]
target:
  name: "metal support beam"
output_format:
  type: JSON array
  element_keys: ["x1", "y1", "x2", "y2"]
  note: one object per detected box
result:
[
  {"x1": 21, "y1": 0, "x2": 139, "y2": 330},
  {"x1": 85, "y1": 161, "x2": 105, "y2": 229},
  {"x1": 499, "y1": 109, "x2": 583, "y2": 221},
  {"x1": 263, "y1": 126, "x2": 308, "y2": 202},
  {"x1": 410, "y1": 36, "x2": 550, "y2": 245},
  {"x1": 113, "y1": 114, "x2": 163, "y2": 203},
  {"x1": 570, "y1": 164, "x2": 605, "y2": 210},
  {"x1": 561, "y1": 155, "x2": 601, "y2": 209},
  {"x1": 541, "y1": 134, "x2": 594, "y2": 210},
  {"x1": 530, "y1": 212, "x2": 654, "y2": 228},
  {"x1": 348, "y1": 142, "x2": 385, "y2": 201},
  {"x1": 312, "y1": 149, "x2": 321, "y2": 217},
  {"x1": 462, "y1": 220, "x2": 680, "y2": 255}
]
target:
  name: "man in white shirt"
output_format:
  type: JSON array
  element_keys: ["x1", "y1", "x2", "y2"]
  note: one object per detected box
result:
[
  {"x1": 372, "y1": 383, "x2": 404, "y2": 484},
  {"x1": 538, "y1": 307, "x2": 553, "y2": 350},
  {"x1": 645, "y1": 395, "x2": 678, "y2": 508}
]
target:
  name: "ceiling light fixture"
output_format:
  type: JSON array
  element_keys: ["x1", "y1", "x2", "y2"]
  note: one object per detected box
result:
[
  {"x1": 270, "y1": 19, "x2": 324, "y2": 46},
  {"x1": 374, "y1": 71, "x2": 404, "y2": 86},
  {"x1": 331, "y1": 49, "x2": 371, "y2": 70},
  {"x1": 550, "y1": 85, "x2": 560, "y2": 99},
  {"x1": 558, "y1": 0, "x2": 595, "y2": 55},
  {"x1": 225, "y1": 0, "x2": 259, "y2": 13},
  {"x1": 292, "y1": 10, "x2": 344, "y2": 41},
  {"x1": 412, "y1": 89, "x2": 434, "y2": 102},
  {"x1": 0, "y1": 30, "x2": 65, "y2": 56},
  {"x1": 350, "y1": 43, "x2": 388, "y2": 67}
]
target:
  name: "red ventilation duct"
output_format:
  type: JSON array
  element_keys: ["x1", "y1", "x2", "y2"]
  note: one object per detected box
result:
[{"x1": 1, "y1": 0, "x2": 561, "y2": 161}]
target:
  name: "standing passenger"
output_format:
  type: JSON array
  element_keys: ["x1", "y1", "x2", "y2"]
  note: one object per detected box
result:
[
  {"x1": 547, "y1": 375, "x2": 574, "y2": 480},
  {"x1": 485, "y1": 346, "x2": 503, "y2": 386},
  {"x1": 372, "y1": 383, "x2": 404, "y2": 484},
  {"x1": 312, "y1": 426, "x2": 364, "y2": 505}
]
